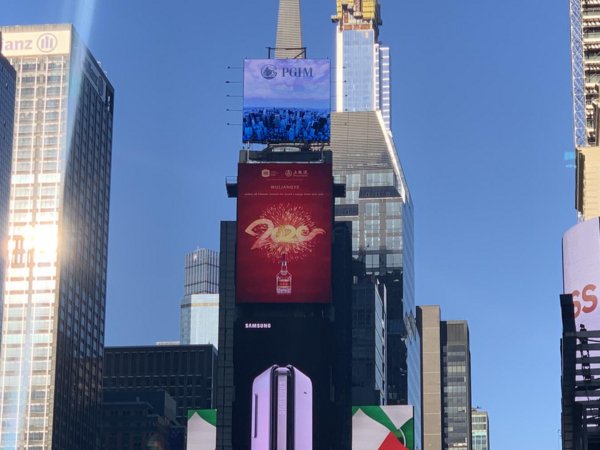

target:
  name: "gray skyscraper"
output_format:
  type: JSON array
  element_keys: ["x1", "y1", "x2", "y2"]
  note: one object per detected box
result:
[
  {"x1": 180, "y1": 248, "x2": 220, "y2": 346},
  {"x1": 418, "y1": 306, "x2": 473, "y2": 450},
  {"x1": 0, "y1": 25, "x2": 114, "y2": 449},
  {"x1": 0, "y1": 35, "x2": 16, "y2": 339},
  {"x1": 331, "y1": 1, "x2": 420, "y2": 446},
  {"x1": 441, "y1": 321, "x2": 472, "y2": 450}
]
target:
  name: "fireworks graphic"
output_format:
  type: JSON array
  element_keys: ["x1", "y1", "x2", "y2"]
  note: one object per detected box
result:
[{"x1": 244, "y1": 203, "x2": 326, "y2": 262}]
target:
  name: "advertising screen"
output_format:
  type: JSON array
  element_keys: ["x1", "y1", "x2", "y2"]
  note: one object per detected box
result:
[
  {"x1": 563, "y1": 218, "x2": 600, "y2": 330},
  {"x1": 232, "y1": 317, "x2": 333, "y2": 450},
  {"x1": 186, "y1": 410, "x2": 216, "y2": 450},
  {"x1": 243, "y1": 59, "x2": 331, "y2": 144},
  {"x1": 236, "y1": 163, "x2": 332, "y2": 304},
  {"x1": 352, "y1": 406, "x2": 414, "y2": 450}
]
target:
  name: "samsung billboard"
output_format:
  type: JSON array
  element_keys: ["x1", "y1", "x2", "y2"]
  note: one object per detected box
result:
[
  {"x1": 243, "y1": 59, "x2": 331, "y2": 144},
  {"x1": 236, "y1": 162, "x2": 333, "y2": 304},
  {"x1": 563, "y1": 218, "x2": 600, "y2": 330},
  {"x1": 233, "y1": 317, "x2": 333, "y2": 450}
]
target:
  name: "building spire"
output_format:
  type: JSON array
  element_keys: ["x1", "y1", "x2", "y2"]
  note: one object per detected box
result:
[{"x1": 275, "y1": 0, "x2": 304, "y2": 58}]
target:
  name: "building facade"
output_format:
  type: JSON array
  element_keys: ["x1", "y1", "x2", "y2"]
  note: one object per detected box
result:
[
  {"x1": 101, "y1": 390, "x2": 184, "y2": 450},
  {"x1": 351, "y1": 263, "x2": 386, "y2": 405},
  {"x1": 331, "y1": 2, "x2": 420, "y2": 446},
  {"x1": 418, "y1": 307, "x2": 473, "y2": 450},
  {"x1": 441, "y1": 321, "x2": 472, "y2": 450},
  {"x1": 180, "y1": 248, "x2": 219, "y2": 346},
  {"x1": 0, "y1": 24, "x2": 114, "y2": 449},
  {"x1": 0, "y1": 39, "x2": 16, "y2": 337},
  {"x1": 103, "y1": 344, "x2": 217, "y2": 427},
  {"x1": 418, "y1": 306, "x2": 442, "y2": 450},
  {"x1": 471, "y1": 409, "x2": 489, "y2": 450}
]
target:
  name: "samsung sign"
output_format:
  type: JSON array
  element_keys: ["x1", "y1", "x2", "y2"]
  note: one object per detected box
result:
[{"x1": 1, "y1": 30, "x2": 71, "y2": 56}]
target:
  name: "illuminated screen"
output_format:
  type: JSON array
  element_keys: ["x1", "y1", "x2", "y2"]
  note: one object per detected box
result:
[
  {"x1": 232, "y1": 317, "x2": 333, "y2": 450},
  {"x1": 243, "y1": 59, "x2": 331, "y2": 144},
  {"x1": 352, "y1": 406, "x2": 414, "y2": 450},
  {"x1": 563, "y1": 218, "x2": 600, "y2": 330},
  {"x1": 236, "y1": 163, "x2": 332, "y2": 304}
]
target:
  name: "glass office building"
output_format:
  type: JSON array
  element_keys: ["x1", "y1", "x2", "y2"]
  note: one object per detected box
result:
[
  {"x1": 332, "y1": 2, "x2": 420, "y2": 447},
  {"x1": 0, "y1": 24, "x2": 114, "y2": 449},
  {"x1": 0, "y1": 46, "x2": 16, "y2": 339},
  {"x1": 180, "y1": 248, "x2": 219, "y2": 346}
]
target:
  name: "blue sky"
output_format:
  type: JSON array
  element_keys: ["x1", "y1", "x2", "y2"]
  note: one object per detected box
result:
[{"x1": 2, "y1": 0, "x2": 574, "y2": 448}]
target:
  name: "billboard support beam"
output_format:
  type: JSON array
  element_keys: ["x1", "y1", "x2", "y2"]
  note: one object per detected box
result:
[{"x1": 267, "y1": 47, "x2": 307, "y2": 59}]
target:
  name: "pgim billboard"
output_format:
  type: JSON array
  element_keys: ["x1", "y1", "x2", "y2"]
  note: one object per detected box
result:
[
  {"x1": 352, "y1": 405, "x2": 414, "y2": 450},
  {"x1": 236, "y1": 162, "x2": 332, "y2": 304},
  {"x1": 563, "y1": 218, "x2": 600, "y2": 330},
  {"x1": 242, "y1": 59, "x2": 331, "y2": 144}
]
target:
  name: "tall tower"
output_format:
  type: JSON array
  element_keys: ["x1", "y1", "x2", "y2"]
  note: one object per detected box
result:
[
  {"x1": 180, "y1": 248, "x2": 220, "y2": 346},
  {"x1": 275, "y1": 0, "x2": 303, "y2": 58},
  {"x1": 0, "y1": 24, "x2": 114, "y2": 449},
  {"x1": 331, "y1": 1, "x2": 420, "y2": 447},
  {"x1": 417, "y1": 307, "x2": 473, "y2": 450},
  {"x1": 571, "y1": 2, "x2": 600, "y2": 218},
  {"x1": 0, "y1": 34, "x2": 16, "y2": 342}
]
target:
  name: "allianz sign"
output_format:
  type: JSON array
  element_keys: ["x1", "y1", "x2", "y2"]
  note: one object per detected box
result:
[{"x1": 2, "y1": 33, "x2": 58, "y2": 53}]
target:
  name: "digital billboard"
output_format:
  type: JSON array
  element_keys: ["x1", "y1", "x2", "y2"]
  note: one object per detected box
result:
[
  {"x1": 186, "y1": 410, "x2": 216, "y2": 450},
  {"x1": 563, "y1": 218, "x2": 600, "y2": 330},
  {"x1": 352, "y1": 406, "x2": 414, "y2": 450},
  {"x1": 243, "y1": 59, "x2": 331, "y2": 144},
  {"x1": 233, "y1": 317, "x2": 333, "y2": 450},
  {"x1": 236, "y1": 163, "x2": 332, "y2": 304}
]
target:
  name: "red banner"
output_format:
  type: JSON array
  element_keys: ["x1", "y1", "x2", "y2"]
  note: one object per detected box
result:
[{"x1": 236, "y1": 163, "x2": 332, "y2": 303}]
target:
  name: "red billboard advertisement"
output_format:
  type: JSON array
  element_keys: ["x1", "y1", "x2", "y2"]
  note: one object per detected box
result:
[{"x1": 236, "y1": 163, "x2": 332, "y2": 303}]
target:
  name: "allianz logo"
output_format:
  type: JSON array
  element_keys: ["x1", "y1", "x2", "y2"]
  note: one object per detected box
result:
[
  {"x1": 261, "y1": 64, "x2": 314, "y2": 80},
  {"x1": 2, "y1": 33, "x2": 58, "y2": 53}
]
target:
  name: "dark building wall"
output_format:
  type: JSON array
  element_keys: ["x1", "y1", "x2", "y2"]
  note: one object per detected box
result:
[
  {"x1": 215, "y1": 221, "x2": 236, "y2": 449},
  {"x1": 0, "y1": 51, "x2": 15, "y2": 339},
  {"x1": 351, "y1": 263, "x2": 386, "y2": 406},
  {"x1": 103, "y1": 344, "x2": 217, "y2": 427},
  {"x1": 51, "y1": 45, "x2": 114, "y2": 450},
  {"x1": 102, "y1": 390, "x2": 184, "y2": 450},
  {"x1": 441, "y1": 321, "x2": 472, "y2": 450}
]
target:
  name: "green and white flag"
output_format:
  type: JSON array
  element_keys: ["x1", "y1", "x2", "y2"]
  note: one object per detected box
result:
[
  {"x1": 187, "y1": 409, "x2": 216, "y2": 450},
  {"x1": 352, "y1": 405, "x2": 414, "y2": 450}
]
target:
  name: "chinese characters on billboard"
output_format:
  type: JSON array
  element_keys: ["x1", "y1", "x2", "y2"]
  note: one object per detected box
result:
[
  {"x1": 236, "y1": 163, "x2": 332, "y2": 304},
  {"x1": 563, "y1": 218, "x2": 600, "y2": 330},
  {"x1": 243, "y1": 59, "x2": 331, "y2": 144}
]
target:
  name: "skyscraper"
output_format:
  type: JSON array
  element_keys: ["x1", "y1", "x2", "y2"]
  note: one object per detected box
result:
[
  {"x1": 0, "y1": 34, "x2": 16, "y2": 339},
  {"x1": 180, "y1": 248, "x2": 219, "y2": 346},
  {"x1": 331, "y1": 1, "x2": 420, "y2": 446},
  {"x1": 441, "y1": 321, "x2": 472, "y2": 450},
  {"x1": 0, "y1": 24, "x2": 114, "y2": 449},
  {"x1": 418, "y1": 306, "x2": 472, "y2": 450},
  {"x1": 570, "y1": 0, "x2": 600, "y2": 148},
  {"x1": 471, "y1": 409, "x2": 490, "y2": 450}
]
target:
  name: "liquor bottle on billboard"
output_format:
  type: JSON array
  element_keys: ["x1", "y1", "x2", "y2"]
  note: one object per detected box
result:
[
  {"x1": 251, "y1": 365, "x2": 312, "y2": 450},
  {"x1": 276, "y1": 254, "x2": 292, "y2": 295}
]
